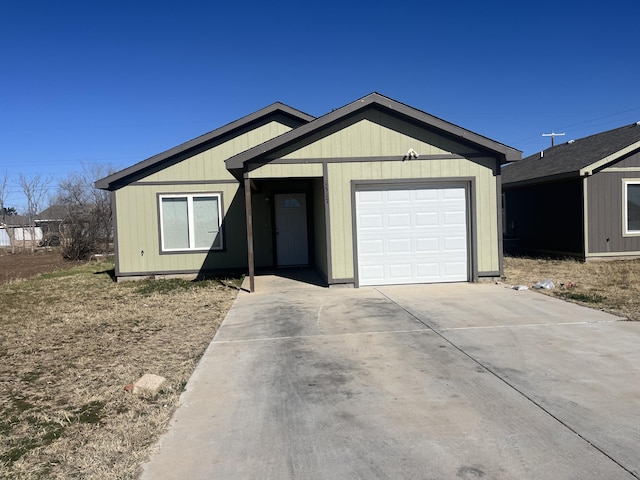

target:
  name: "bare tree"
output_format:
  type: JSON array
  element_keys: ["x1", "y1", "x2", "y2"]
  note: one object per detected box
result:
[
  {"x1": 55, "y1": 163, "x2": 114, "y2": 260},
  {"x1": 19, "y1": 173, "x2": 52, "y2": 253},
  {"x1": 0, "y1": 171, "x2": 14, "y2": 252}
]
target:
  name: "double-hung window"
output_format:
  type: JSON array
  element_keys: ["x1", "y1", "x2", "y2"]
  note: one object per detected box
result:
[
  {"x1": 159, "y1": 193, "x2": 223, "y2": 251},
  {"x1": 623, "y1": 180, "x2": 640, "y2": 235}
]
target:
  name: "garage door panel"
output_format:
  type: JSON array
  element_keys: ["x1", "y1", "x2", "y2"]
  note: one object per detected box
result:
[
  {"x1": 416, "y1": 237, "x2": 439, "y2": 252},
  {"x1": 356, "y1": 186, "x2": 468, "y2": 286},
  {"x1": 358, "y1": 190, "x2": 383, "y2": 203},
  {"x1": 388, "y1": 238, "x2": 412, "y2": 253},
  {"x1": 444, "y1": 188, "x2": 466, "y2": 199},
  {"x1": 388, "y1": 213, "x2": 411, "y2": 227},
  {"x1": 444, "y1": 211, "x2": 466, "y2": 225},
  {"x1": 444, "y1": 236, "x2": 467, "y2": 250},
  {"x1": 416, "y1": 212, "x2": 438, "y2": 226},
  {"x1": 387, "y1": 190, "x2": 411, "y2": 202},
  {"x1": 388, "y1": 264, "x2": 412, "y2": 279},
  {"x1": 360, "y1": 239, "x2": 384, "y2": 255}
]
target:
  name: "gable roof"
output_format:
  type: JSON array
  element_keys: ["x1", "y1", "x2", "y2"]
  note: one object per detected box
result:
[
  {"x1": 502, "y1": 122, "x2": 640, "y2": 187},
  {"x1": 36, "y1": 204, "x2": 68, "y2": 221},
  {"x1": 95, "y1": 103, "x2": 315, "y2": 191},
  {"x1": 225, "y1": 92, "x2": 521, "y2": 179}
]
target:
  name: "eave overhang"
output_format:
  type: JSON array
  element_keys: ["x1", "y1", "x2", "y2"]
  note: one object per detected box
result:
[
  {"x1": 95, "y1": 103, "x2": 315, "y2": 191},
  {"x1": 225, "y1": 93, "x2": 522, "y2": 181}
]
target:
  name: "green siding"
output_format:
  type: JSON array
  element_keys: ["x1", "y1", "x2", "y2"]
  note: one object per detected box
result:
[
  {"x1": 114, "y1": 183, "x2": 245, "y2": 275},
  {"x1": 282, "y1": 111, "x2": 480, "y2": 160},
  {"x1": 144, "y1": 121, "x2": 292, "y2": 182},
  {"x1": 327, "y1": 158, "x2": 498, "y2": 280}
]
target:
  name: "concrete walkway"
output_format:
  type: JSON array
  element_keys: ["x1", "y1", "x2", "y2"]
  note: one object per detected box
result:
[{"x1": 140, "y1": 274, "x2": 640, "y2": 479}]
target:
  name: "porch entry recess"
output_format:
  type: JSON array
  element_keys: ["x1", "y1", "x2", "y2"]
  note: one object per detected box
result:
[
  {"x1": 355, "y1": 185, "x2": 469, "y2": 286},
  {"x1": 274, "y1": 193, "x2": 309, "y2": 266}
]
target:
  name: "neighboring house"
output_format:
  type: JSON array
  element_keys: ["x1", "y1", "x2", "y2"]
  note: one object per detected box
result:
[
  {"x1": 0, "y1": 215, "x2": 43, "y2": 246},
  {"x1": 502, "y1": 121, "x2": 640, "y2": 259},
  {"x1": 35, "y1": 205, "x2": 67, "y2": 246},
  {"x1": 96, "y1": 93, "x2": 520, "y2": 289},
  {"x1": 0, "y1": 228, "x2": 10, "y2": 247}
]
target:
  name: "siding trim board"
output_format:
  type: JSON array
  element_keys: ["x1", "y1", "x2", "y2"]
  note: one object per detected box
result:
[
  {"x1": 96, "y1": 106, "x2": 314, "y2": 191},
  {"x1": 322, "y1": 162, "x2": 335, "y2": 284},
  {"x1": 580, "y1": 141, "x2": 640, "y2": 176},
  {"x1": 131, "y1": 179, "x2": 239, "y2": 186},
  {"x1": 583, "y1": 177, "x2": 589, "y2": 255},
  {"x1": 263, "y1": 154, "x2": 487, "y2": 164},
  {"x1": 621, "y1": 178, "x2": 640, "y2": 238},
  {"x1": 226, "y1": 93, "x2": 520, "y2": 178}
]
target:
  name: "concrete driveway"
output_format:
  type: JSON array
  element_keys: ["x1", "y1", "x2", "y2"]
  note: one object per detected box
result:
[{"x1": 141, "y1": 273, "x2": 640, "y2": 480}]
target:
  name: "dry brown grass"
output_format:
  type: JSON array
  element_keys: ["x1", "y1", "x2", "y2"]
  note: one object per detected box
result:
[
  {"x1": 0, "y1": 260, "x2": 238, "y2": 479},
  {"x1": 503, "y1": 256, "x2": 640, "y2": 321}
]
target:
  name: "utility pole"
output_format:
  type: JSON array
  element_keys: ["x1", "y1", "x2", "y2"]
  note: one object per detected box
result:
[{"x1": 542, "y1": 130, "x2": 565, "y2": 147}]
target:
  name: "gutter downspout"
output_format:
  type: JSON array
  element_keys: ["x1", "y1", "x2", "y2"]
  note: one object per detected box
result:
[{"x1": 244, "y1": 173, "x2": 255, "y2": 292}]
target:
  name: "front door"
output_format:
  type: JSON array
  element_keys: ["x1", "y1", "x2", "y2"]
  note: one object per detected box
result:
[{"x1": 275, "y1": 193, "x2": 309, "y2": 266}]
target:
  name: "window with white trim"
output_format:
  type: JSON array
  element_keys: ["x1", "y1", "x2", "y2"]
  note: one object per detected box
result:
[
  {"x1": 159, "y1": 193, "x2": 223, "y2": 251},
  {"x1": 624, "y1": 180, "x2": 640, "y2": 235}
]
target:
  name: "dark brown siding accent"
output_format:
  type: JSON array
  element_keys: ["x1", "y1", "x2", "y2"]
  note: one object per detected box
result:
[
  {"x1": 587, "y1": 172, "x2": 640, "y2": 254},
  {"x1": 504, "y1": 179, "x2": 583, "y2": 256}
]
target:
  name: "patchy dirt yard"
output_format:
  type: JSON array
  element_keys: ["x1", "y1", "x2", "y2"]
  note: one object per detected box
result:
[
  {"x1": 0, "y1": 249, "x2": 75, "y2": 284},
  {"x1": 503, "y1": 255, "x2": 640, "y2": 321},
  {"x1": 0, "y1": 259, "x2": 239, "y2": 479}
]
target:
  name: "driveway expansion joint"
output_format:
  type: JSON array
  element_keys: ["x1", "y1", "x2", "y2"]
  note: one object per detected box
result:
[{"x1": 373, "y1": 287, "x2": 639, "y2": 479}]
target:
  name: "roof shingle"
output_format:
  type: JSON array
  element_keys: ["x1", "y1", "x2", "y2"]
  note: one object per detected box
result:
[{"x1": 502, "y1": 122, "x2": 640, "y2": 186}]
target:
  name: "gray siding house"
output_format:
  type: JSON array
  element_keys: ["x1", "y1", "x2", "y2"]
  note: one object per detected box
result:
[
  {"x1": 502, "y1": 122, "x2": 640, "y2": 259},
  {"x1": 96, "y1": 93, "x2": 520, "y2": 289}
]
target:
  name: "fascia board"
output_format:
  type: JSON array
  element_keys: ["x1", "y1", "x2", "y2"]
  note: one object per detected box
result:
[
  {"x1": 580, "y1": 140, "x2": 640, "y2": 176},
  {"x1": 226, "y1": 93, "x2": 521, "y2": 169},
  {"x1": 95, "y1": 103, "x2": 314, "y2": 190}
]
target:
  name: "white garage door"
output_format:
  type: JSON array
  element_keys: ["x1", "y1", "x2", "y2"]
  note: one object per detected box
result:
[{"x1": 356, "y1": 186, "x2": 468, "y2": 286}]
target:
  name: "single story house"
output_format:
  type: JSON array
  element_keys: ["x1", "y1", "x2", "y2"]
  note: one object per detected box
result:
[
  {"x1": 502, "y1": 121, "x2": 640, "y2": 259},
  {"x1": 96, "y1": 93, "x2": 521, "y2": 289},
  {"x1": 35, "y1": 205, "x2": 67, "y2": 246}
]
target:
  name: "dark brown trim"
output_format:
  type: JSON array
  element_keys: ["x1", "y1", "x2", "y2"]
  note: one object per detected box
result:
[
  {"x1": 497, "y1": 173, "x2": 504, "y2": 276},
  {"x1": 96, "y1": 104, "x2": 314, "y2": 191},
  {"x1": 264, "y1": 154, "x2": 468, "y2": 165},
  {"x1": 131, "y1": 179, "x2": 239, "y2": 186},
  {"x1": 111, "y1": 191, "x2": 121, "y2": 278},
  {"x1": 502, "y1": 170, "x2": 581, "y2": 189},
  {"x1": 226, "y1": 93, "x2": 521, "y2": 175},
  {"x1": 244, "y1": 175, "x2": 255, "y2": 292},
  {"x1": 478, "y1": 271, "x2": 501, "y2": 277},
  {"x1": 323, "y1": 163, "x2": 334, "y2": 283},
  {"x1": 328, "y1": 277, "x2": 355, "y2": 285}
]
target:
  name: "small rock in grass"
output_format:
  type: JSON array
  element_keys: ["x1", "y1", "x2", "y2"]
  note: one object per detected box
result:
[{"x1": 133, "y1": 374, "x2": 166, "y2": 396}]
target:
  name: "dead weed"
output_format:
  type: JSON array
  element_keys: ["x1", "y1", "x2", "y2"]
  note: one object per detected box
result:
[{"x1": 503, "y1": 256, "x2": 640, "y2": 320}]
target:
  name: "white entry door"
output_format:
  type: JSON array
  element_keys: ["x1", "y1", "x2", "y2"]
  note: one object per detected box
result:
[
  {"x1": 275, "y1": 193, "x2": 309, "y2": 266},
  {"x1": 356, "y1": 186, "x2": 468, "y2": 286}
]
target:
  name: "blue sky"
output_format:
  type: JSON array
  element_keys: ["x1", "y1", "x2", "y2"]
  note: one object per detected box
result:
[{"x1": 2, "y1": 0, "x2": 639, "y2": 213}]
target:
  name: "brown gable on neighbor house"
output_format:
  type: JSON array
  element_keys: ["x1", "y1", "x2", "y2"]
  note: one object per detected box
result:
[{"x1": 502, "y1": 122, "x2": 640, "y2": 186}]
